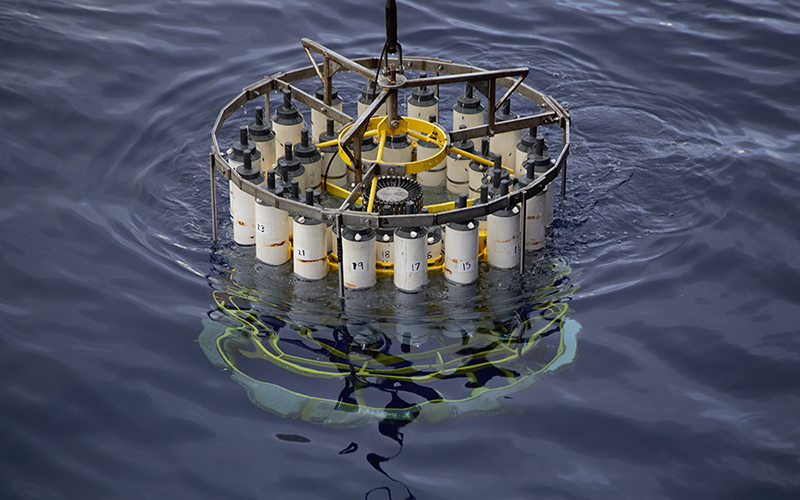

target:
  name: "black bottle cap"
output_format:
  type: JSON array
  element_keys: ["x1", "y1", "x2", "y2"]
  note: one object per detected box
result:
[
  {"x1": 274, "y1": 89, "x2": 302, "y2": 125},
  {"x1": 499, "y1": 179, "x2": 509, "y2": 197},
  {"x1": 495, "y1": 99, "x2": 517, "y2": 122},
  {"x1": 418, "y1": 114, "x2": 439, "y2": 149},
  {"x1": 457, "y1": 193, "x2": 467, "y2": 209},
  {"x1": 265, "y1": 170, "x2": 284, "y2": 197},
  {"x1": 518, "y1": 126, "x2": 537, "y2": 151},
  {"x1": 277, "y1": 142, "x2": 303, "y2": 177},
  {"x1": 230, "y1": 125, "x2": 257, "y2": 163},
  {"x1": 347, "y1": 135, "x2": 377, "y2": 152},
  {"x1": 386, "y1": 133, "x2": 409, "y2": 148},
  {"x1": 359, "y1": 81, "x2": 380, "y2": 103},
  {"x1": 237, "y1": 149, "x2": 264, "y2": 182},
  {"x1": 450, "y1": 125, "x2": 476, "y2": 158},
  {"x1": 318, "y1": 119, "x2": 338, "y2": 152},
  {"x1": 315, "y1": 85, "x2": 342, "y2": 106},
  {"x1": 532, "y1": 136, "x2": 551, "y2": 169},
  {"x1": 454, "y1": 83, "x2": 483, "y2": 113},
  {"x1": 492, "y1": 169, "x2": 503, "y2": 189},
  {"x1": 305, "y1": 188, "x2": 315, "y2": 206},
  {"x1": 248, "y1": 106, "x2": 275, "y2": 142},
  {"x1": 409, "y1": 73, "x2": 437, "y2": 107},
  {"x1": 290, "y1": 179, "x2": 300, "y2": 200},
  {"x1": 480, "y1": 184, "x2": 489, "y2": 204},
  {"x1": 294, "y1": 129, "x2": 319, "y2": 160}
]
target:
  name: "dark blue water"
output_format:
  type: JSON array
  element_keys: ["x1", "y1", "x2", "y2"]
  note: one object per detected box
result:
[{"x1": 2, "y1": 0, "x2": 800, "y2": 498}]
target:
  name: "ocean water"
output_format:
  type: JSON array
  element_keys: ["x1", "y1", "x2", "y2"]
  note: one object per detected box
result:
[{"x1": 2, "y1": 0, "x2": 800, "y2": 499}]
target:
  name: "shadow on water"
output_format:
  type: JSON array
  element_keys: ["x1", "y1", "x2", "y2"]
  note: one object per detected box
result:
[{"x1": 198, "y1": 242, "x2": 581, "y2": 497}]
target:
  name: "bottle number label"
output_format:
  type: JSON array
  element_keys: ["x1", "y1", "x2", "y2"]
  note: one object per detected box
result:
[
  {"x1": 513, "y1": 244, "x2": 520, "y2": 255},
  {"x1": 457, "y1": 259, "x2": 476, "y2": 272},
  {"x1": 380, "y1": 250, "x2": 392, "y2": 261},
  {"x1": 351, "y1": 261, "x2": 367, "y2": 272},
  {"x1": 296, "y1": 248, "x2": 307, "y2": 257},
  {"x1": 256, "y1": 223, "x2": 272, "y2": 235},
  {"x1": 427, "y1": 250, "x2": 434, "y2": 260},
  {"x1": 408, "y1": 261, "x2": 423, "y2": 273}
]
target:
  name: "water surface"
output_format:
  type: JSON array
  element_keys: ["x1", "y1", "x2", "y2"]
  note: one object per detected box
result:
[{"x1": 1, "y1": 0, "x2": 799, "y2": 498}]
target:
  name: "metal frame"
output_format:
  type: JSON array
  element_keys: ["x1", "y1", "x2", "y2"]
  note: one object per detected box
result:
[{"x1": 209, "y1": 40, "x2": 571, "y2": 268}]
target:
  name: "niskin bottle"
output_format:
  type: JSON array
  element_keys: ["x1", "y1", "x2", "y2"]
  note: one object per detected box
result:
[
  {"x1": 489, "y1": 99, "x2": 520, "y2": 175},
  {"x1": 294, "y1": 129, "x2": 322, "y2": 191},
  {"x1": 272, "y1": 89, "x2": 304, "y2": 160},
  {"x1": 446, "y1": 125, "x2": 476, "y2": 195},
  {"x1": 486, "y1": 180, "x2": 520, "y2": 269},
  {"x1": 406, "y1": 73, "x2": 438, "y2": 121},
  {"x1": 394, "y1": 201, "x2": 427, "y2": 293},
  {"x1": 229, "y1": 149, "x2": 264, "y2": 246},
  {"x1": 311, "y1": 85, "x2": 343, "y2": 140},
  {"x1": 452, "y1": 83, "x2": 484, "y2": 149},
  {"x1": 357, "y1": 80, "x2": 387, "y2": 117},
  {"x1": 416, "y1": 114, "x2": 446, "y2": 187},
  {"x1": 248, "y1": 106, "x2": 276, "y2": 176},
  {"x1": 318, "y1": 118, "x2": 347, "y2": 188},
  {"x1": 444, "y1": 194, "x2": 479, "y2": 285},
  {"x1": 292, "y1": 188, "x2": 327, "y2": 280},
  {"x1": 255, "y1": 170, "x2": 290, "y2": 265}
]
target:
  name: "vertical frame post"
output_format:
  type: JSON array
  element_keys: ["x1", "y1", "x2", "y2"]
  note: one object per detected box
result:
[
  {"x1": 209, "y1": 153, "x2": 218, "y2": 245},
  {"x1": 337, "y1": 212, "x2": 345, "y2": 299},
  {"x1": 519, "y1": 190, "x2": 526, "y2": 274},
  {"x1": 561, "y1": 123, "x2": 568, "y2": 197}
]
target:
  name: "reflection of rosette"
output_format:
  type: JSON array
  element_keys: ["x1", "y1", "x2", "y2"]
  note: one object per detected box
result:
[{"x1": 199, "y1": 261, "x2": 581, "y2": 428}]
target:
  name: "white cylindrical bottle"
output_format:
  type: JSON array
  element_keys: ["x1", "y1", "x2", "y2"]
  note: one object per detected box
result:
[
  {"x1": 292, "y1": 189, "x2": 327, "y2": 280},
  {"x1": 381, "y1": 133, "x2": 412, "y2": 165},
  {"x1": 342, "y1": 225, "x2": 377, "y2": 289},
  {"x1": 416, "y1": 114, "x2": 446, "y2": 187},
  {"x1": 444, "y1": 194, "x2": 479, "y2": 285},
  {"x1": 517, "y1": 157, "x2": 546, "y2": 250},
  {"x1": 530, "y1": 136, "x2": 555, "y2": 227},
  {"x1": 346, "y1": 136, "x2": 379, "y2": 186},
  {"x1": 375, "y1": 205, "x2": 394, "y2": 268},
  {"x1": 230, "y1": 149, "x2": 264, "y2": 246},
  {"x1": 489, "y1": 100, "x2": 521, "y2": 176},
  {"x1": 406, "y1": 73, "x2": 438, "y2": 121},
  {"x1": 248, "y1": 106, "x2": 277, "y2": 176},
  {"x1": 357, "y1": 80, "x2": 387, "y2": 117},
  {"x1": 272, "y1": 89, "x2": 304, "y2": 160},
  {"x1": 394, "y1": 201, "x2": 428, "y2": 293},
  {"x1": 294, "y1": 129, "x2": 322, "y2": 191},
  {"x1": 275, "y1": 142, "x2": 306, "y2": 190},
  {"x1": 228, "y1": 125, "x2": 262, "y2": 171},
  {"x1": 255, "y1": 170, "x2": 290, "y2": 265},
  {"x1": 468, "y1": 137, "x2": 492, "y2": 195},
  {"x1": 452, "y1": 83, "x2": 484, "y2": 150},
  {"x1": 446, "y1": 126, "x2": 476, "y2": 195},
  {"x1": 514, "y1": 126, "x2": 537, "y2": 179},
  {"x1": 311, "y1": 85, "x2": 343, "y2": 140},
  {"x1": 318, "y1": 118, "x2": 347, "y2": 188},
  {"x1": 486, "y1": 180, "x2": 520, "y2": 269},
  {"x1": 426, "y1": 225, "x2": 442, "y2": 263}
]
